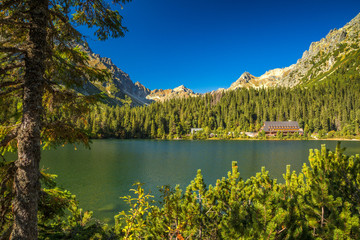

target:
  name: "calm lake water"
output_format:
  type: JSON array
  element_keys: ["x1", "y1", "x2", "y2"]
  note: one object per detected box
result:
[{"x1": 36, "y1": 140, "x2": 360, "y2": 223}]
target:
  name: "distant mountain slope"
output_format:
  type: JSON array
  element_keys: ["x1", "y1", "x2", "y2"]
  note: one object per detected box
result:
[
  {"x1": 79, "y1": 13, "x2": 360, "y2": 105},
  {"x1": 228, "y1": 12, "x2": 360, "y2": 89},
  {"x1": 78, "y1": 46, "x2": 199, "y2": 105},
  {"x1": 77, "y1": 45, "x2": 152, "y2": 106},
  {"x1": 146, "y1": 85, "x2": 199, "y2": 102}
]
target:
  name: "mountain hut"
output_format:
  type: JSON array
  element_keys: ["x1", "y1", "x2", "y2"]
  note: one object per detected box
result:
[{"x1": 260, "y1": 121, "x2": 303, "y2": 136}]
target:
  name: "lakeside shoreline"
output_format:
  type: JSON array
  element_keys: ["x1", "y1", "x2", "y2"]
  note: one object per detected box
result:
[
  {"x1": 90, "y1": 136, "x2": 360, "y2": 141},
  {"x1": 190, "y1": 138, "x2": 360, "y2": 141},
  {"x1": 206, "y1": 138, "x2": 360, "y2": 141}
]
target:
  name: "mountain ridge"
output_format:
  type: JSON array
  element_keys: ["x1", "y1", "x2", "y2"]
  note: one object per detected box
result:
[
  {"x1": 80, "y1": 45, "x2": 152, "y2": 106},
  {"x1": 146, "y1": 85, "x2": 199, "y2": 102},
  {"x1": 227, "y1": 12, "x2": 360, "y2": 90},
  {"x1": 78, "y1": 45, "x2": 199, "y2": 105},
  {"x1": 80, "y1": 12, "x2": 360, "y2": 104}
]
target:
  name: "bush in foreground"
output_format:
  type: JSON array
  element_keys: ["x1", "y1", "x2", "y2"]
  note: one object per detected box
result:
[{"x1": 116, "y1": 144, "x2": 360, "y2": 239}]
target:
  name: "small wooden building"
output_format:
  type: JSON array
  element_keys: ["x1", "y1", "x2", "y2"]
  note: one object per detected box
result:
[
  {"x1": 191, "y1": 128, "x2": 203, "y2": 134},
  {"x1": 260, "y1": 121, "x2": 303, "y2": 136}
]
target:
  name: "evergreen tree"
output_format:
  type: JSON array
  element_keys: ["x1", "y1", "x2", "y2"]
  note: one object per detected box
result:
[{"x1": 0, "y1": 0, "x2": 131, "y2": 238}]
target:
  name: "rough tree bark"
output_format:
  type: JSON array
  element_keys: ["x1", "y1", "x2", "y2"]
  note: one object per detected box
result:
[{"x1": 10, "y1": 0, "x2": 48, "y2": 239}]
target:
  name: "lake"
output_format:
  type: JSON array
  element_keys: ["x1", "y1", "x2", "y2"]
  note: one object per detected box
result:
[{"x1": 37, "y1": 140, "x2": 359, "y2": 223}]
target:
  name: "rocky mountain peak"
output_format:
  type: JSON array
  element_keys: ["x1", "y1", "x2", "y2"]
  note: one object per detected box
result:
[
  {"x1": 228, "y1": 72, "x2": 256, "y2": 90},
  {"x1": 173, "y1": 85, "x2": 185, "y2": 91},
  {"x1": 75, "y1": 44, "x2": 152, "y2": 106},
  {"x1": 239, "y1": 72, "x2": 254, "y2": 82},
  {"x1": 173, "y1": 85, "x2": 193, "y2": 93},
  {"x1": 135, "y1": 81, "x2": 144, "y2": 87},
  {"x1": 101, "y1": 57, "x2": 113, "y2": 66},
  {"x1": 133, "y1": 82, "x2": 151, "y2": 98}
]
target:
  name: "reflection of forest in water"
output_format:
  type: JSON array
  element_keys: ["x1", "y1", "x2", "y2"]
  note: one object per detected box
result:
[{"x1": 40, "y1": 139, "x2": 360, "y2": 223}]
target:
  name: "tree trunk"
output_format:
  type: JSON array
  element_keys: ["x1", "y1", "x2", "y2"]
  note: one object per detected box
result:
[{"x1": 10, "y1": 0, "x2": 48, "y2": 239}]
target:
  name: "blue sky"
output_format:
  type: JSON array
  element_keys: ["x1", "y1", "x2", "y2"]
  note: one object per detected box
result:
[{"x1": 81, "y1": 0, "x2": 360, "y2": 93}]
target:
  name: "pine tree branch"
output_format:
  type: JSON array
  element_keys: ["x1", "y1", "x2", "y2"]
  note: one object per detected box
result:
[
  {"x1": 0, "y1": 63, "x2": 24, "y2": 75},
  {"x1": 0, "y1": 38, "x2": 16, "y2": 45},
  {"x1": 0, "y1": 53, "x2": 23, "y2": 64},
  {"x1": 47, "y1": 23, "x2": 82, "y2": 53},
  {"x1": 48, "y1": 9, "x2": 70, "y2": 24},
  {"x1": 0, "y1": 85, "x2": 23, "y2": 97},
  {"x1": 44, "y1": 83, "x2": 83, "y2": 103},
  {"x1": 0, "y1": 80, "x2": 22, "y2": 88},
  {"x1": 0, "y1": 46, "x2": 26, "y2": 54},
  {"x1": 0, "y1": 225, "x2": 13, "y2": 240},
  {"x1": 49, "y1": 8, "x2": 80, "y2": 37},
  {"x1": 0, "y1": 0, "x2": 22, "y2": 11},
  {"x1": 48, "y1": 9, "x2": 83, "y2": 40},
  {"x1": 0, "y1": 18, "x2": 31, "y2": 27},
  {"x1": 277, "y1": 227, "x2": 287, "y2": 234},
  {"x1": 0, "y1": 126, "x2": 19, "y2": 148}
]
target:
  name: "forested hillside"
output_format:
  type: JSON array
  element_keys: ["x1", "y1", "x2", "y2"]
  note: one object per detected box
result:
[
  {"x1": 74, "y1": 20, "x2": 360, "y2": 140},
  {"x1": 79, "y1": 70, "x2": 360, "y2": 139},
  {"x1": 3, "y1": 56, "x2": 358, "y2": 141}
]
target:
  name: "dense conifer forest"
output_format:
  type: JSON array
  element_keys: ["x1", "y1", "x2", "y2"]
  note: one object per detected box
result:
[{"x1": 80, "y1": 72, "x2": 360, "y2": 140}]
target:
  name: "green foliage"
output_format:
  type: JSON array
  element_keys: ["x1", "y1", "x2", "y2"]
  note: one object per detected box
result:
[
  {"x1": 0, "y1": 160, "x2": 106, "y2": 239},
  {"x1": 114, "y1": 182, "x2": 154, "y2": 239},
  {"x1": 108, "y1": 144, "x2": 360, "y2": 239},
  {"x1": 1, "y1": 0, "x2": 133, "y2": 236}
]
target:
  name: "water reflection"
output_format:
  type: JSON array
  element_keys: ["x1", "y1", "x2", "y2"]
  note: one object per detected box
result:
[{"x1": 39, "y1": 139, "x2": 359, "y2": 223}]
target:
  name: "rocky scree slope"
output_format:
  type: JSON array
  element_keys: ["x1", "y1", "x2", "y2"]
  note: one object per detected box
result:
[
  {"x1": 77, "y1": 45, "x2": 152, "y2": 106},
  {"x1": 146, "y1": 85, "x2": 199, "y2": 102}
]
